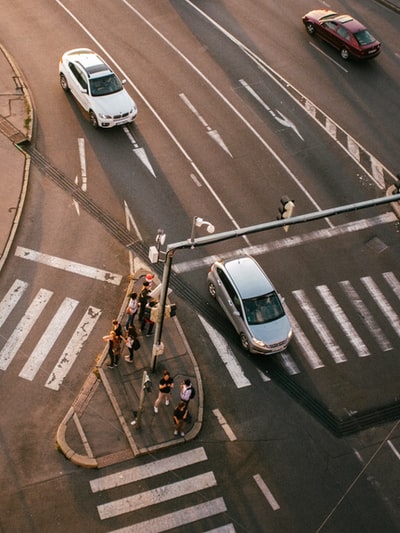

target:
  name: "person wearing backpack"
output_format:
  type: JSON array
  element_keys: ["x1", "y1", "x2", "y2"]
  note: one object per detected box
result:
[{"x1": 180, "y1": 379, "x2": 195, "y2": 406}]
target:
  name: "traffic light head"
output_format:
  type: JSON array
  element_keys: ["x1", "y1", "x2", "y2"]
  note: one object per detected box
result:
[{"x1": 278, "y1": 196, "x2": 295, "y2": 220}]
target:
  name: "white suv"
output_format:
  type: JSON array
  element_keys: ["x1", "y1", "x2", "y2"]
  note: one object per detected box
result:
[{"x1": 59, "y1": 48, "x2": 137, "y2": 128}]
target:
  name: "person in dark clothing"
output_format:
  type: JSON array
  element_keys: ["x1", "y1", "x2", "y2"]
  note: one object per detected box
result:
[
  {"x1": 154, "y1": 369, "x2": 174, "y2": 413},
  {"x1": 112, "y1": 319, "x2": 123, "y2": 340},
  {"x1": 173, "y1": 401, "x2": 188, "y2": 437},
  {"x1": 138, "y1": 281, "x2": 151, "y2": 324},
  {"x1": 124, "y1": 325, "x2": 140, "y2": 363}
]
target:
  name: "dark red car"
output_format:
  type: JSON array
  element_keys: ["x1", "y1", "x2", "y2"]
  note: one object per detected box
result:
[{"x1": 302, "y1": 10, "x2": 381, "y2": 60}]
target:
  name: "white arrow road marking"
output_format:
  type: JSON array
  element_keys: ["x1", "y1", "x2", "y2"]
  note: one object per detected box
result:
[
  {"x1": 45, "y1": 306, "x2": 101, "y2": 390},
  {"x1": 19, "y1": 297, "x2": 79, "y2": 381},
  {"x1": 199, "y1": 315, "x2": 251, "y2": 388},
  {"x1": 0, "y1": 289, "x2": 53, "y2": 371},
  {"x1": 240, "y1": 79, "x2": 304, "y2": 141},
  {"x1": 122, "y1": 126, "x2": 155, "y2": 177},
  {"x1": 15, "y1": 246, "x2": 122, "y2": 285},
  {"x1": 180, "y1": 93, "x2": 233, "y2": 156}
]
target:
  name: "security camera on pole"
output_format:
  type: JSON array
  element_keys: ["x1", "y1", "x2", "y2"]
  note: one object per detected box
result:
[{"x1": 277, "y1": 196, "x2": 295, "y2": 232}]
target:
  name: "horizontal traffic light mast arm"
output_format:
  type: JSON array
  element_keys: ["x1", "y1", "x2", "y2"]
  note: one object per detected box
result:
[{"x1": 168, "y1": 193, "x2": 400, "y2": 252}]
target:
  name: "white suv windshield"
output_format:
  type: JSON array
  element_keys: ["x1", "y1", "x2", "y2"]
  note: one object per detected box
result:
[{"x1": 90, "y1": 74, "x2": 123, "y2": 96}]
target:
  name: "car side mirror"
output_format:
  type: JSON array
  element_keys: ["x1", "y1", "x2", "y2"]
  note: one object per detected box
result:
[{"x1": 121, "y1": 79, "x2": 126, "y2": 85}]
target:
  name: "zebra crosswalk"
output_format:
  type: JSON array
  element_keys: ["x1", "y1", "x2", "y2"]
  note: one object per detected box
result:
[
  {"x1": 0, "y1": 278, "x2": 101, "y2": 390},
  {"x1": 283, "y1": 271, "x2": 400, "y2": 374},
  {"x1": 205, "y1": 271, "x2": 400, "y2": 385},
  {"x1": 89, "y1": 447, "x2": 234, "y2": 532}
]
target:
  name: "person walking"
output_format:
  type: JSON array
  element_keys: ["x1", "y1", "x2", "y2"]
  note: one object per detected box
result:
[
  {"x1": 154, "y1": 370, "x2": 174, "y2": 413},
  {"x1": 173, "y1": 401, "x2": 188, "y2": 437},
  {"x1": 124, "y1": 325, "x2": 140, "y2": 363},
  {"x1": 125, "y1": 292, "x2": 138, "y2": 329},
  {"x1": 103, "y1": 330, "x2": 120, "y2": 368}
]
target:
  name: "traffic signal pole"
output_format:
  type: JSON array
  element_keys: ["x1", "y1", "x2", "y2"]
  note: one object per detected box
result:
[{"x1": 151, "y1": 192, "x2": 400, "y2": 371}]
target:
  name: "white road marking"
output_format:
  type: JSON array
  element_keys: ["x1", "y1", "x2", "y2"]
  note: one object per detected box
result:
[
  {"x1": 240, "y1": 79, "x2": 304, "y2": 140},
  {"x1": 388, "y1": 440, "x2": 400, "y2": 461},
  {"x1": 383, "y1": 272, "x2": 400, "y2": 302},
  {"x1": 278, "y1": 351, "x2": 300, "y2": 375},
  {"x1": 97, "y1": 471, "x2": 217, "y2": 519},
  {"x1": 122, "y1": 126, "x2": 156, "y2": 177},
  {"x1": 339, "y1": 280, "x2": 392, "y2": 352},
  {"x1": 284, "y1": 305, "x2": 324, "y2": 369},
  {"x1": 15, "y1": 246, "x2": 122, "y2": 285},
  {"x1": 308, "y1": 42, "x2": 348, "y2": 72},
  {"x1": 0, "y1": 279, "x2": 28, "y2": 329},
  {"x1": 257, "y1": 368, "x2": 271, "y2": 382},
  {"x1": 199, "y1": 316, "x2": 251, "y2": 388},
  {"x1": 173, "y1": 213, "x2": 397, "y2": 274},
  {"x1": 0, "y1": 289, "x2": 53, "y2": 371},
  {"x1": 108, "y1": 498, "x2": 228, "y2": 533},
  {"x1": 78, "y1": 137, "x2": 87, "y2": 191},
  {"x1": 45, "y1": 306, "x2": 101, "y2": 390},
  {"x1": 18, "y1": 297, "x2": 79, "y2": 381},
  {"x1": 361, "y1": 277, "x2": 400, "y2": 336},
  {"x1": 316, "y1": 285, "x2": 369, "y2": 357},
  {"x1": 180, "y1": 93, "x2": 233, "y2": 156},
  {"x1": 292, "y1": 290, "x2": 347, "y2": 363},
  {"x1": 253, "y1": 473, "x2": 280, "y2": 511},
  {"x1": 90, "y1": 447, "x2": 208, "y2": 493},
  {"x1": 213, "y1": 408, "x2": 237, "y2": 441}
]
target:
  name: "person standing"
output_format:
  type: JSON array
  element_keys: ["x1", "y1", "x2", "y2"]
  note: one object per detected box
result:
[
  {"x1": 125, "y1": 292, "x2": 138, "y2": 329},
  {"x1": 112, "y1": 319, "x2": 123, "y2": 340},
  {"x1": 180, "y1": 379, "x2": 196, "y2": 406},
  {"x1": 138, "y1": 281, "x2": 151, "y2": 324},
  {"x1": 124, "y1": 325, "x2": 140, "y2": 363},
  {"x1": 173, "y1": 401, "x2": 188, "y2": 437},
  {"x1": 154, "y1": 370, "x2": 174, "y2": 413},
  {"x1": 103, "y1": 330, "x2": 120, "y2": 368},
  {"x1": 141, "y1": 300, "x2": 157, "y2": 336}
]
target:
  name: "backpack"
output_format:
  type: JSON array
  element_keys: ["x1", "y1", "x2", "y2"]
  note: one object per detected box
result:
[{"x1": 189, "y1": 386, "x2": 196, "y2": 399}]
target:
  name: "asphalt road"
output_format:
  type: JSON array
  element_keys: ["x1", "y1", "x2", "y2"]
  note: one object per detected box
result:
[{"x1": 1, "y1": 0, "x2": 400, "y2": 531}]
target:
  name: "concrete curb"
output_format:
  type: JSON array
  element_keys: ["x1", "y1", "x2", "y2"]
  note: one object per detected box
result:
[{"x1": 0, "y1": 44, "x2": 33, "y2": 273}]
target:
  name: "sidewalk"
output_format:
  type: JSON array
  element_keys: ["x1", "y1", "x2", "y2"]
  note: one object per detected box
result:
[
  {"x1": 56, "y1": 270, "x2": 203, "y2": 468},
  {"x1": 0, "y1": 44, "x2": 203, "y2": 468}
]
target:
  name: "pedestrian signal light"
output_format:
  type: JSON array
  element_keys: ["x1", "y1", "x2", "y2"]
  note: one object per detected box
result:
[{"x1": 277, "y1": 196, "x2": 295, "y2": 232}]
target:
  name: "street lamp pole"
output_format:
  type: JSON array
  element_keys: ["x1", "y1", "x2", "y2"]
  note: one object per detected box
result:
[
  {"x1": 151, "y1": 216, "x2": 215, "y2": 372},
  {"x1": 151, "y1": 247, "x2": 175, "y2": 372}
]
